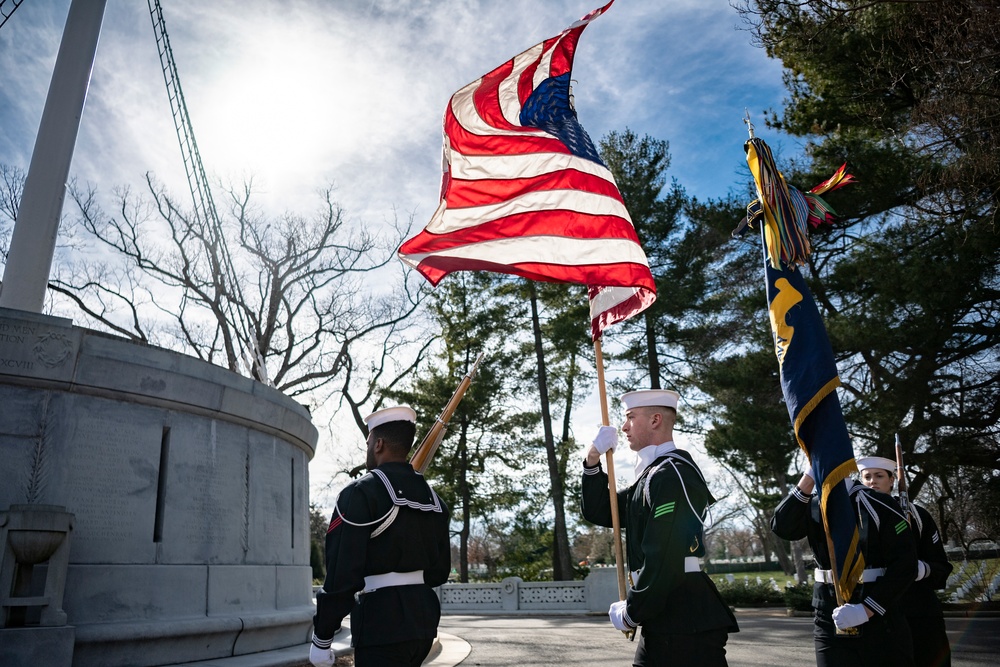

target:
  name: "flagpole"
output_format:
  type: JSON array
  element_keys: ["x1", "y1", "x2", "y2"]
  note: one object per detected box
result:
[
  {"x1": 818, "y1": 479, "x2": 856, "y2": 636},
  {"x1": 820, "y1": 502, "x2": 845, "y2": 605},
  {"x1": 594, "y1": 337, "x2": 628, "y2": 601}
]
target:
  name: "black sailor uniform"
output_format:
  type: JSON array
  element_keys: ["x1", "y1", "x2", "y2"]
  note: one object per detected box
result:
[
  {"x1": 314, "y1": 461, "x2": 451, "y2": 651},
  {"x1": 900, "y1": 502, "x2": 952, "y2": 667},
  {"x1": 582, "y1": 449, "x2": 738, "y2": 666},
  {"x1": 772, "y1": 479, "x2": 917, "y2": 667}
]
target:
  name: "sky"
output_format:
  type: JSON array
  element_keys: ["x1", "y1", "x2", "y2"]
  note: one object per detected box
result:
[{"x1": 0, "y1": 0, "x2": 792, "y2": 511}]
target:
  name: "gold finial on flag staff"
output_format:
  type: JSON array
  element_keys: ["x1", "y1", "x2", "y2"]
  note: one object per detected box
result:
[{"x1": 743, "y1": 109, "x2": 755, "y2": 139}]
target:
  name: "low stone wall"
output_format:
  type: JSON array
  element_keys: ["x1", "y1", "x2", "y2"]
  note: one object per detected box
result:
[{"x1": 438, "y1": 567, "x2": 618, "y2": 614}]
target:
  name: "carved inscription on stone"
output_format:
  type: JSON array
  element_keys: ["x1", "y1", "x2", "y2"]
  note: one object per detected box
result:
[
  {"x1": 251, "y1": 437, "x2": 291, "y2": 558},
  {"x1": 0, "y1": 318, "x2": 35, "y2": 346},
  {"x1": 0, "y1": 319, "x2": 40, "y2": 372},
  {"x1": 0, "y1": 316, "x2": 78, "y2": 380},
  {"x1": 165, "y1": 420, "x2": 247, "y2": 562},
  {"x1": 64, "y1": 415, "x2": 156, "y2": 560}
]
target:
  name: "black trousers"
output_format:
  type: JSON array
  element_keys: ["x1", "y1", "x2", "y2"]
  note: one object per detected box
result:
[
  {"x1": 633, "y1": 628, "x2": 729, "y2": 667},
  {"x1": 814, "y1": 610, "x2": 914, "y2": 667},
  {"x1": 353, "y1": 638, "x2": 434, "y2": 667},
  {"x1": 907, "y1": 614, "x2": 951, "y2": 667}
]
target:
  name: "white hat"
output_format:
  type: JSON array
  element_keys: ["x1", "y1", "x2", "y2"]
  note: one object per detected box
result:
[
  {"x1": 621, "y1": 389, "x2": 680, "y2": 412},
  {"x1": 364, "y1": 406, "x2": 417, "y2": 430},
  {"x1": 856, "y1": 456, "x2": 896, "y2": 474}
]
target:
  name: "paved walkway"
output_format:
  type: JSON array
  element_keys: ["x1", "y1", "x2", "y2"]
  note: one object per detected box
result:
[
  {"x1": 180, "y1": 609, "x2": 1000, "y2": 666},
  {"x1": 428, "y1": 610, "x2": 1000, "y2": 667}
]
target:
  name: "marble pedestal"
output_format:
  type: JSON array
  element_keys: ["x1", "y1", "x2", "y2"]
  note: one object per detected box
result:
[{"x1": 0, "y1": 308, "x2": 319, "y2": 666}]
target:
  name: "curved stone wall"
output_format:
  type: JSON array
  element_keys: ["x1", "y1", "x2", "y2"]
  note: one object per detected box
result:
[{"x1": 0, "y1": 307, "x2": 318, "y2": 666}]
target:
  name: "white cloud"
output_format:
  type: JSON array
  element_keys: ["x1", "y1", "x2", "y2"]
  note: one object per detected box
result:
[{"x1": 0, "y1": 0, "x2": 788, "y2": 507}]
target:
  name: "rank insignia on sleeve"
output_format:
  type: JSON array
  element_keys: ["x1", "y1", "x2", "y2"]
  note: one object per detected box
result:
[
  {"x1": 654, "y1": 502, "x2": 675, "y2": 518},
  {"x1": 894, "y1": 520, "x2": 908, "y2": 535}
]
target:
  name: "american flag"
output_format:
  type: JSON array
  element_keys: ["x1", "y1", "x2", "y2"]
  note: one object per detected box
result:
[{"x1": 398, "y1": 1, "x2": 655, "y2": 339}]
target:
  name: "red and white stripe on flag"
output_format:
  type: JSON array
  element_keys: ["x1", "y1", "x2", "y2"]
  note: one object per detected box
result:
[
  {"x1": 588, "y1": 284, "x2": 656, "y2": 340},
  {"x1": 399, "y1": 0, "x2": 655, "y2": 339}
]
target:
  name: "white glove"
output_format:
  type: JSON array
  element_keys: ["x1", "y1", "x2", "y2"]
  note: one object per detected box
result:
[
  {"x1": 593, "y1": 425, "x2": 619, "y2": 455},
  {"x1": 309, "y1": 639, "x2": 335, "y2": 667},
  {"x1": 608, "y1": 600, "x2": 635, "y2": 632},
  {"x1": 804, "y1": 465, "x2": 814, "y2": 481},
  {"x1": 916, "y1": 560, "x2": 929, "y2": 581},
  {"x1": 832, "y1": 603, "x2": 869, "y2": 630}
]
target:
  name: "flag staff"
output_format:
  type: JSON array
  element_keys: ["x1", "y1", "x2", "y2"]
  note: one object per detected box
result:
[
  {"x1": 594, "y1": 338, "x2": 628, "y2": 601},
  {"x1": 817, "y1": 469, "x2": 855, "y2": 636},
  {"x1": 742, "y1": 112, "x2": 858, "y2": 631},
  {"x1": 819, "y1": 473, "x2": 847, "y2": 607},
  {"x1": 395, "y1": 0, "x2": 641, "y2": 625}
]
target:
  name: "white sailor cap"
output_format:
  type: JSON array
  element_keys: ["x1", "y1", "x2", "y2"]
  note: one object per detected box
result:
[
  {"x1": 856, "y1": 456, "x2": 897, "y2": 474},
  {"x1": 364, "y1": 405, "x2": 417, "y2": 430},
  {"x1": 620, "y1": 389, "x2": 680, "y2": 412}
]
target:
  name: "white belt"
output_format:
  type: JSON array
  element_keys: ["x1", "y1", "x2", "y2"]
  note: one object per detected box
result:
[
  {"x1": 630, "y1": 557, "x2": 700, "y2": 584},
  {"x1": 362, "y1": 570, "x2": 424, "y2": 593},
  {"x1": 814, "y1": 567, "x2": 885, "y2": 584}
]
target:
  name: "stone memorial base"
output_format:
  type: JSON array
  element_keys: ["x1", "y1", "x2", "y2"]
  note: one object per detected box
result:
[
  {"x1": 0, "y1": 625, "x2": 75, "y2": 666},
  {"x1": 0, "y1": 308, "x2": 319, "y2": 666}
]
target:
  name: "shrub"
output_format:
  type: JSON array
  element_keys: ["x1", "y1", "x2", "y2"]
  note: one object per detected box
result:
[
  {"x1": 714, "y1": 578, "x2": 784, "y2": 606},
  {"x1": 310, "y1": 540, "x2": 325, "y2": 581},
  {"x1": 782, "y1": 582, "x2": 813, "y2": 611}
]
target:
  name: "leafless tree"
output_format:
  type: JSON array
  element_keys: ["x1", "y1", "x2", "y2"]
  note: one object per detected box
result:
[
  {"x1": 929, "y1": 465, "x2": 1000, "y2": 557},
  {"x1": 467, "y1": 524, "x2": 502, "y2": 581},
  {"x1": 0, "y1": 164, "x2": 23, "y2": 251},
  {"x1": 714, "y1": 525, "x2": 761, "y2": 559},
  {"x1": 572, "y1": 525, "x2": 617, "y2": 566},
  {"x1": 1, "y1": 165, "x2": 432, "y2": 425},
  {"x1": 50, "y1": 173, "x2": 428, "y2": 403},
  {"x1": 700, "y1": 487, "x2": 744, "y2": 570}
]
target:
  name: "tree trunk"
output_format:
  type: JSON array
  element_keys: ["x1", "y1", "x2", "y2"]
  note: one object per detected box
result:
[
  {"x1": 644, "y1": 310, "x2": 661, "y2": 388},
  {"x1": 767, "y1": 530, "x2": 792, "y2": 574},
  {"x1": 528, "y1": 283, "x2": 574, "y2": 580},
  {"x1": 561, "y1": 351, "x2": 576, "y2": 444},
  {"x1": 459, "y1": 435, "x2": 470, "y2": 582},
  {"x1": 791, "y1": 538, "x2": 808, "y2": 584}
]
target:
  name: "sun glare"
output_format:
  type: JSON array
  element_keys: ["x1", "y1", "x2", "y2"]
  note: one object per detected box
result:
[{"x1": 191, "y1": 22, "x2": 357, "y2": 208}]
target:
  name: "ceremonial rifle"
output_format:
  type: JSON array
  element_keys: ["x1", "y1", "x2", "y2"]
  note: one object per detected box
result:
[
  {"x1": 409, "y1": 352, "x2": 485, "y2": 474},
  {"x1": 895, "y1": 433, "x2": 911, "y2": 524}
]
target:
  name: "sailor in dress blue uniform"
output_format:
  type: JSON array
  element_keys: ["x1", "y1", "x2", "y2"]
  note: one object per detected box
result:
[
  {"x1": 310, "y1": 406, "x2": 451, "y2": 667},
  {"x1": 582, "y1": 389, "x2": 738, "y2": 667}
]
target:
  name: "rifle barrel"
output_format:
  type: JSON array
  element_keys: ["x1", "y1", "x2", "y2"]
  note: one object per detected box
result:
[
  {"x1": 894, "y1": 433, "x2": 911, "y2": 522},
  {"x1": 409, "y1": 352, "x2": 484, "y2": 474}
]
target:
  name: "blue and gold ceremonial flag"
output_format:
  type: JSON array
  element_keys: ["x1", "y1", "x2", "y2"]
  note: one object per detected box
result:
[
  {"x1": 746, "y1": 133, "x2": 863, "y2": 603},
  {"x1": 763, "y1": 249, "x2": 864, "y2": 602}
]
